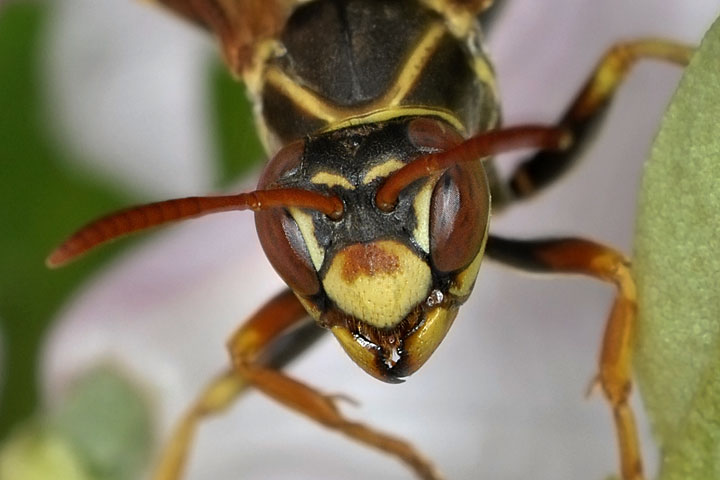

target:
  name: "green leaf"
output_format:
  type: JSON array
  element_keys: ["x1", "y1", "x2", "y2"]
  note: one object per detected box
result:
[
  {"x1": 0, "y1": 425, "x2": 91, "y2": 480},
  {"x1": 0, "y1": 368, "x2": 151, "y2": 480},
  {"x1": 633, "y1": 16, "x2": 720, "y2": 480},
  {"x1": 0, "y1": 0, "x2": 263, "y2": 438},
  {"x1": 51, "y1": 367, "x2": 153, "y2": 480},
  {"x1": 0, "y1": 3, "x2": 134, "y2": 435}
]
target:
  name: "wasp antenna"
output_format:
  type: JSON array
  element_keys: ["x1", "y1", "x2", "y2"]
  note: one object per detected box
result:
[
  {"x1": 47, "y1": 188, "x2": 343, "y2": 268},
  {"x1": 375, "y1": 125, "x2": 571, "y2": 211}
]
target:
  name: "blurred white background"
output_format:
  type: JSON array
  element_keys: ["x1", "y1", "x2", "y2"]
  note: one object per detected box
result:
[{"x1": 40, "y1": 1, "x2": 719, "y2": 479}]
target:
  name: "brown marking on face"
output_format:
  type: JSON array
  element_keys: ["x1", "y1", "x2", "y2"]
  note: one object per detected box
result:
[{"x1": 341, "y1": 243, "x2": 400, "y2": 283}]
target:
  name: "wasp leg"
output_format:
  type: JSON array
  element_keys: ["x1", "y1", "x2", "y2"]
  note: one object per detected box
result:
[
  {"x1": 152, "y1": 369, "x2": 245, "y2": 480},
  {"x1": 152, "y1": 289, "x2": 324, "y2": 480},
  {"x1": 155, "y1": 289, "x2": 442, "y2": 480},
  {"x1": 227, "y1": 296, "x2": 444, "y2": 480},
  {"x1": 485, "y1": 235, "x2": 643, "y2": 480},
  {"x1": 509, "y1": 39, "x2": 693, "y2": 199}
]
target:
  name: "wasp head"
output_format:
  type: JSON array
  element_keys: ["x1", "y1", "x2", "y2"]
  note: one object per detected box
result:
[{"x1": 256, "y1": 117, "x2": 490, "y2": 382}]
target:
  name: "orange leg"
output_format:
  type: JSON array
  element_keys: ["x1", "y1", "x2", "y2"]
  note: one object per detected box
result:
[
  {"x1": 227, "y1": 291, "x2": 444, "y2": 480},
  {"x1": 151, "y1": 289, "x2": 321, "y2": 480},
  {"x1": 152, "y1": 369, "x2": 247, "y2": 480},
  {"x1": 486, "y1": 235, "x2": 642, "y2": 480},
  {"x1": 509, "y1": 39, "x2": 693, "y2": 199},
  {"x1": 153, "y1": 289, "x2": 442, "y2": 480}
]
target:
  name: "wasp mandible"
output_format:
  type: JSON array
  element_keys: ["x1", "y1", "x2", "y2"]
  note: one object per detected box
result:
[{"x1": 48, "y1": 1, "x2": 693, "y2": 478}]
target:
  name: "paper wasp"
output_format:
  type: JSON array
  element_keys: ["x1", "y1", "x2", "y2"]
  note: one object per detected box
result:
[{"x1": 47, "y1": 0, "x2": 694, "y2": 478}]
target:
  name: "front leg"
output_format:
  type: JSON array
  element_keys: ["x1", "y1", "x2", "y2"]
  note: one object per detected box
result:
[
  {"x1": 485, "y1": 235, "x2": 642, "y2": 480},
  {"x1": 154, "y1": 288, "x2": 441, "y2": 480},
  {"x1": 152, "y1": 289, "x2": 323, "y2": 480},
  {"x1": 226, "y1": 292, "x2": 444, "y2": 480},
  {"x1": 508, "y1": 39, "x2": 692, "y2": 200}
]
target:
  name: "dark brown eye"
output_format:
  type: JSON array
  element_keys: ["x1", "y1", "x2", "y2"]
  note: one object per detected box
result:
[
  {"x1": 429, "y1": 161, "x2": 490, "y2": 273},
  {"x1": 255, "y1": 139, "x2": 321, "y2": 297},
  {"x1": 407, "y1": 117, "x2": 490, "y2": 274},
  {"x1": 407, "y1": 117, "x2": 464, "y2": 151},
  {"x1": 256, "y1": 208, "x2": 320, "y2": 296}
]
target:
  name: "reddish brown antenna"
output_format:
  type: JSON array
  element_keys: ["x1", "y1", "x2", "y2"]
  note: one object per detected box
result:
[
  {"x1": 375, "y1": 125, "x2": 571, "y2": 211},
  {"x1": 47, "y1": 188, "x2": 343, "y2": 268}
]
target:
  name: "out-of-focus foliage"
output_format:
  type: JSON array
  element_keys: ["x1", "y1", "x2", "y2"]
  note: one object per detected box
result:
[
  {"x1": 0, "y1": 0, "x2": 261, "y2": 440},
  {"x1": 0, "y1": 2, "x2": 132, "y2": 436},
  {"x1": 0, "y1": 367, "x2": 152, "y2": 480},
  {"x1": 211, "y1": 63, "x2": 264, "y2": 186},
  {"x1": 50, "y1": 367, "x2": 153, "y2": 480},
  {"x1": 0, "y1": 426, "x2": 91, "y2": 480},
  {"x1": 633, "y1": 16, "x2": 720, "y2": 480}
]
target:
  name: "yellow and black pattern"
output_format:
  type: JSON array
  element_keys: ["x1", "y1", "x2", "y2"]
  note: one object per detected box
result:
[
  {"x1": 254, "y1": 116, "x2": 490, "y2": 380},
  {"x1": 252, "y1": 0, "x2": 499, "y2": 151}
]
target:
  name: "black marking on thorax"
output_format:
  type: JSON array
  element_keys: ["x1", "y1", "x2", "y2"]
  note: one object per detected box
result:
[{"x1": 259, "y1": 0, "x2": 496, "y2": 146}]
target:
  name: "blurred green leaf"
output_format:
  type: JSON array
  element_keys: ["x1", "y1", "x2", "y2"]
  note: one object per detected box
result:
[
  {"x1": 52, "y1": 367, "x2": 153, "y2": 480},
  {"x1": 0, "y1": 367, "x2": 151, "y2": 480},
  {"x1": 0, "y1": 0, "x2": 264, "y2": 438},
  {"x1": 210, "y1": 62, "x2": 264, "y2": 187},
  {"x1": 0, "y1": 3, "x2": 135, "y2": 435},
  {"x1": 633, "y1": 16, "x2": 720, "y2": 480},
  {"x1": 0, "y1": 0, "x2": 264, "y2": 442},
  {"x1": 0, "y1": 425, "x2": 91, "y2": 480}
]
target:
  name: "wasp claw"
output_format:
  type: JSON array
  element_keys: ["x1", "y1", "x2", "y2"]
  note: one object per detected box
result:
[
  {"x1": 585, "y1": 374, "x2": 601, "y2": 399},
  {"x1": 327, "y1": 392, "x2": 361, "y2": 408}
]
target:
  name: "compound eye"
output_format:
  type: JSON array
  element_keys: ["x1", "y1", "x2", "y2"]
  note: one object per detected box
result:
[
  {"x1": 429, "y1": 161, "x2": 490, "y2": 273},
  {"x1": 406, "y1": 117, "x2": 490, "y2": 273},
  {"x1": 255, "y1": 139, "x2": 321, "y2": 296},
  {"x1": 256, "y1": 208, "x2": 320, "y2": 297},
  {"x1": 407, "y1": 117, "x2": 464, "y2": 151}
]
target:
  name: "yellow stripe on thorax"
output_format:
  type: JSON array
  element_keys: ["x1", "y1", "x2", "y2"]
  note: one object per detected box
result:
[
  {"x1": 378, "y1": 22, "x2": 447, "y2": 107},
  {"x1": 262, "y1": 22, "x2": 458, "y2": 132},
  {"x1": 264, "y1": 67, "x2": 346, "y2": 123},
  {"x1": 323, "y1": 107, "x2": 466, "y2": 135}
]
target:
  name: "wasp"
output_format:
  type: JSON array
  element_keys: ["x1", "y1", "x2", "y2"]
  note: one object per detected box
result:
[{"x1": 47, "y1": 0, "x2": 693, "y2": 479}]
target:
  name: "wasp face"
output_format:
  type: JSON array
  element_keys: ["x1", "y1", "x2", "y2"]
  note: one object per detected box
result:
[{"x1": 256, "y1": 117, "x2": 490, "y2": 382}]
